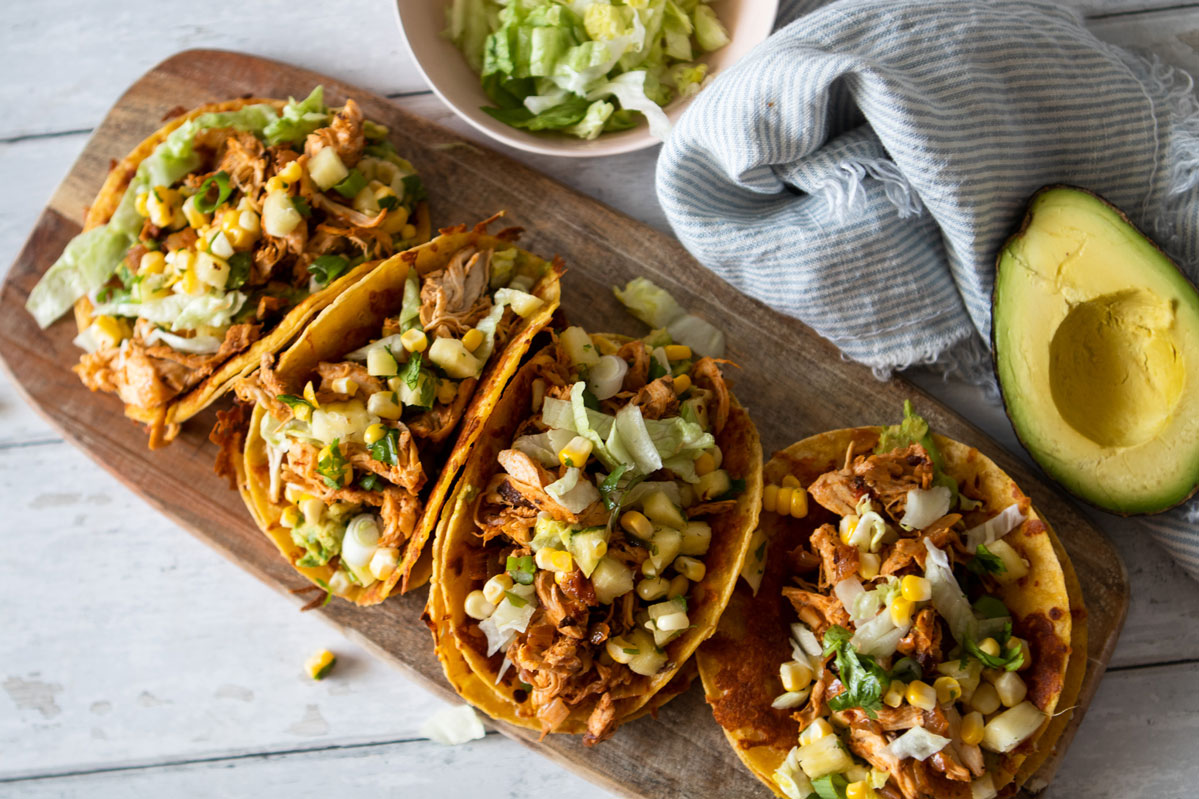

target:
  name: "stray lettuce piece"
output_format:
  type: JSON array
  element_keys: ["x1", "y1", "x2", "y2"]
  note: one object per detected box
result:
[
  {"x1": 567, "y1": 99, "x2": 615, "y2": 140},
  {"x1": 876, "y1": 399, "x2": 960, "y2": 504},
  {"x1": 614, "y1": 277, "x2": 686, "y2": 329},
  {"x1": 264, "y1": 86, "x2": 330, "y2": 146},
  {"x1": 693, "y1": 4, "x2": 731, "y2": 52}
]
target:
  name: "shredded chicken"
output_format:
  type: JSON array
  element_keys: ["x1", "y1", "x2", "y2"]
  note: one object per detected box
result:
[
  {"x1": 896, "y1": 607, "x2": 943, "y2": 672},
  {"x1": 809, "y1": 523, "x2": 861, "y2": 588},
  {"x1": 691, "y1": 357, "x2": 730, "y2": 434},
  {"x1": 420, "y1": 247, "x2": 493, "y2": 337},
  {"x1": 631, "y1": 376, "x2": 679, "y2": 419}
]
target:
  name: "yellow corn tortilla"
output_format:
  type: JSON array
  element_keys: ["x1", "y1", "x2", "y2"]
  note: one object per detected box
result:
[
  {"x1": 72, "y1": 97, "x2": 431, "y2": 446},
  {"x1": 428, "y1": 333, "x2": 764, "y2": 737},
  {"x1": 240, "y1": 220, "x2": 561, "y2": 603},
  {"x1": 696, "y1": 427, "x2": 1085, "y2": 797}
]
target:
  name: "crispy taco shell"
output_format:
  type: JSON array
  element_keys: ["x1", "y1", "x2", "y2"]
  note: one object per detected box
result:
[
  {"x1": 428, "y1": 333, "x2": 764, "y2": 737},
  {"x1": 73, "y1": 97, "x2": 431, "y2": 446},
  {"x1": 697, "y1": 427, "x2": 1085, "y2": 797},
  {"x1": 240, "y1": 220, "x2": 560, "y2": 603}
]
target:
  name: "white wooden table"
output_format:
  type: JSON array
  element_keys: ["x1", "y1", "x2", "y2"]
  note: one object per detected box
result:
[{"x1": 2, "y1": 2, "x2": 1198, "y2": 796}]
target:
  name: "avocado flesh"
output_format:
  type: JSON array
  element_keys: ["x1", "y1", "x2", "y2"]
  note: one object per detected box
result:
[{"x1": 994, "y1": 186, "x2": 1199, "y2": 514}]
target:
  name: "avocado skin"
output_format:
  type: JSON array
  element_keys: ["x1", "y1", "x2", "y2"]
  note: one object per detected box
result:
[{"x1": 992, "y1": 184, "x2": 1199, "y2": 516}]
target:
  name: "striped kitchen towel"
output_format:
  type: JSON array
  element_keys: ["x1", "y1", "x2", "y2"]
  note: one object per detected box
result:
[{"x1": 657, "y1": 0, "x2": 1199, "y2": 577}]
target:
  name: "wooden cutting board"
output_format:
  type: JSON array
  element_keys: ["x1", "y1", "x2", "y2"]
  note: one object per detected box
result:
[{"x1": 0, "y1": 50, "x2": 1127, "y2": 798}]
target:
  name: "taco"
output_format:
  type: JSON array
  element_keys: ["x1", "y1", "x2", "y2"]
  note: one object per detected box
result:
[
  {"x1": 230, "y1": 220, "x2": 562, "y2": 604},
  {"x1": 25, "y1": 87, "x2": 430, "y2": 447},
  {"x1": 697, "y1": 402, "x2": 1085, "y2": 799},
  {"x1": 428, "y1": 326, "x2": 763, "y2": 744}
]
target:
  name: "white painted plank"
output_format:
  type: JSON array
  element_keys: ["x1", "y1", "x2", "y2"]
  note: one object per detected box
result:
[
  {"x1": 0, "y1": 441, "x2": 455, "y2": 778},
  {"x1": 4, "y1": 663, "x2": 1195, "y2": 799},
  {"x1": 0, "y1": 733, "x2": 609, "y2": 799},
  {"x1": 0, "y1": 0, "x2": 427, "y2": 139},
  {"x1": 1089, "y1": 6, "x2": 1199, "y2": 75}
]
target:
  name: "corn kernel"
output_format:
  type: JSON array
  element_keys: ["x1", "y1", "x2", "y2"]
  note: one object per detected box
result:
[
  {"x1": 401, "y1": 223, "x2": 417, "y2": 240},
  {"x1": 961, "y1": 711, "x2": 985, "y2": 746},
  {"x1": 663, "y1": 344, "x2": 691, "y2": 360},
  {"x1": 672, "y1": 373, "x2": 692, "y2": 394},
  {"x1": 293, "y1": 403, "x2": 312, "y2": 422},
  {"x1": 606, "y1": 636, "x2": 636, "y2": 664},
  {"x1": 971, "y1": 681, "x2": 1001, "y2": 715},
  {"x1": 464, "y1": 589, "x2": 495, "y2": 620},
  {"x1": 621, "y1": 510, "x2": 654, "y2": 540},
  {"x1": 265, "y1": 176, "x2": 287, "y2": 194},
  {"x1": 239, "y1": 210, "x2": 261, "y2": 234},
  {"x1": 763, "y1": 484, "x2": 779, "y2": 514},
  {"x1": 636, "y1": 576, "x2": 670, "y2": 601},
  {"x1": 673, "y1": 556, "x2": 706, "y2": 582},
  {"x1": 906, "y1": 680, "x2": 937, "y2": 711},
  {"x1": 846, "y1": 781, "x2": 875, "y2": 799},
  {"x1": 782, "y1": 475, "x2": 800, "y2": 488},
  {"x1": 369, "y1": 547, "x2": 399, "y2": 581},
  {"x1": 890, "y1": 597, "x2": 914, "y2": 627},
  {"x1": 901, "y1": 575, "x2": 933, "y2": 602},
  {"x1": 280, "y1": 506, "x2": 301, "y2": 528},
  {"x1": 534, "y1": 548, "x2": 559, "y2": 571},
  {"x1": 994, "y1": 671, "x2": 1027, "y2": 707},
  {"x1": 859, "y1": 552, "x2": 881, "y2": 579},
  {"x1": 400, "y1": 328, "x2": 428, "y2": 353},
  {"x1": 841, "y1": 517, "x2": 859, "y2": 545},
  {"x1": 978, "y1": 638, "x2": 1001, "y2": 658},
  {"x1": 284, "y1": 483, "x2": 305, "y2": 503},
  {"x1": 799, "y1": 718, "x2": 833, "y2": 746},
  {"x1": 146, "y1": 186, "x2": 180, "y2": 228},
  {"x1": 1011, "y1": 637, "x2": 1032, "y2": 671},
  {"x1": 667, "y1": 574, "x2": 689, "y2": 599},
  {"x1": 329, "y1": 376, "x2": 357, "y2": 396},
  {"x1": 461, "y1": 328, "x2": 484, "y2": 352},
  {"x1": 301, "y1": 381, "x2": 320, "y2": 410},
  {"x1": 364, "y1": 423, "x2": 388, "y2": 446},
  {"x1": 139, "y1": 251, "x2": 166, "y2": 275},
  {"x1": 780, "y1": 660, "x2": 813, "y2": 692},
  {"x1": 883, "y1": 680, "x2": 906, "y2": 708},
  {"x1": 135, "y1": 191, "x2": 149, "y2": 217},
  {"x1": 305, "y1": 649, "x2": 336, "y2": 680},
  {"x1": 558, "y1": 435, "x2": 593, "y2": 468},
  {"x1": 789, "y1": 488, "x2": 808, "y2": 518},
  {"x1": 179, "y1": 265, "x2": 202, "y2": 295},
  {"x1": 436, "y1": 379, "x2": 458, "y2": 405},
  {"x1": 483, "y1": 573, "x2": 514, "y2": 605},
  {"x1": 549, "y1": 550, "x2": 574, "y2": 573},
  {"x1": 776, "y1": 486, "x2": 794, "y2": 515},
  {"x1": 279, "y1": 160, "x2": 303, "y2": 183},
  {"x1": 92, "y1": 315, "x2": 128, "y2": 349},
  {"x1": 693, "y1": 451, "x2": 716, "y2": 476},
  {"x1": 181, "y1": 195, "x2": 209, "y2": 229},
  {"x1": 934, "y1": 676, "x2": 962, "y2": 704}
]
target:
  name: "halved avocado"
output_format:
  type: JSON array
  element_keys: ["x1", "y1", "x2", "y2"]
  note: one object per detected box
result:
[{"x1": 994, "y1": 185, "x2": 1199, "y2": 515}]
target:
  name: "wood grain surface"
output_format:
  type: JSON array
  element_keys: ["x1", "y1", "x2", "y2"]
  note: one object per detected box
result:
[{"x1": 0, "y1": 50, "x2": 1128, "y2": 798}]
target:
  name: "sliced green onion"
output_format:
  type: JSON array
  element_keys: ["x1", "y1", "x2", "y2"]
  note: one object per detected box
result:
[{"x1": 194, "y1": 170, "x2": 232, "y2": 214}]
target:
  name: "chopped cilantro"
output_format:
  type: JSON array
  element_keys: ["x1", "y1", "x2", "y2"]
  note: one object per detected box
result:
[
  {"x1": 400, "y1": 350, "x2": 423, "y2": 389},
  {"x1": 308, "y1": 254, "x2": 351, "y2": 286},
  {"x1": 973, "y1": 595, "x2": 1010, "y2": 619},
  {"x1": 291, "y1": 195, "x2": 312, "y2": 217},
  {"x1": 648, "y1": 358, "x2": 667, "y2": 381},
  {"x1": 964, "y1": 634, "x2": 1024, "y2": 671},
  {"x1": 369, "y1": 427, "x2": 401, "y2": 467},
  {"x1": 377, "y1": 195, "x2": 399, "y2": 211},
  {"x1": 823, "y1": 625, "x2": 889, "y2": 718},
  {"x1": 599, "y1": 464, "x2": 632, "y2": 510},
  {"x1": 316, "y1": 438, "x2": 349, "y2": 489},
  {"x1": 713, "y1": 477, "x2": 746, "y2": 502},
  {"x1": 277, "y1": 394, "x2": 314, "y2": 412},
  {"x1": 357, "y1": 473, "x2": 382, "y2": 492},
  {"x1": 967, "y1": 543, "x2": 1007, "y2": 576},
  {"x1": 332, "y1": 168, "x2": 368, "y2": 199},
  {"x1": 227, "y1": 252, "x2": 252, "y2": 289}
]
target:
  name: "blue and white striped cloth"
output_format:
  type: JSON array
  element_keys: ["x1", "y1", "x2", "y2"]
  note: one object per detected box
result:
[{"x1": 657, "y1": 0, "x2": 1199, "y2": 578}]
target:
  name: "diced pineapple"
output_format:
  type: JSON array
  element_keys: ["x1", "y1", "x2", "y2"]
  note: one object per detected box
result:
[
  {"x1": 797, "y1": 734, "x2": 854, "y2": 779},
  {"x1": 980, "y1": 701, "x2": 1047, "y2": 754}
]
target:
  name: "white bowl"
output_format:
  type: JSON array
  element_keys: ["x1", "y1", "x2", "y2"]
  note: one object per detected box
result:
[{"x1": 395, "y1": 1, "x2": 778, "y2": 158}]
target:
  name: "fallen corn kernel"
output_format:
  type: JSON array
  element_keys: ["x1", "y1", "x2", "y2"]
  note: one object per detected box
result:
[
  {"x1": 305, "y1": 649, "x2": 336, "y2": 680},
  {"x1": 673, "y1": 373, "x2": 692, "y2": 394}
]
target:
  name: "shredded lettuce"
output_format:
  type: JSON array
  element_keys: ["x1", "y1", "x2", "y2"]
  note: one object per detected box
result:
[
  {"x1": 445, "y1": 0, "x2": 729, "y2": 140},
  {"x1": 546, "y1": 466, "x2": 601, "y2": 513},
  {"x1": 263, "y1": 87, "x2": 329, "y2": 146},
  {"x1": 964, "y1": 504, "x2": 1027, "y2": 553},
  {"x1": 613, "y1": 277, "x2": 726, "y2": 357},
  {"x1": 478, "y1": 582, "x2": 537, "y2": 656},
  {"x1": 143, "y1": 328, "x2": 223, "y2": 354},
  {"x1": 923, "y1": 539, "x2": 978, "y2": 643},
  {"x1": 93, "y1": 290, "x2": 247, "y2": 333}
]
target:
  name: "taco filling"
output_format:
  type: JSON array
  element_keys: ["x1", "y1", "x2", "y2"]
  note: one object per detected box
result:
[
  {"x1": 236, "y1": 240, "x2": 551, "y2": 599},
  {"x1": 29, "y1": 87, "x2": 425, "y2": 433},
  {"x1": 454, "y1": 326, "x2": 746, "y2": 744},
  {"x1": 756, "y1": 407, "x2": 1066, "y2": 799}
]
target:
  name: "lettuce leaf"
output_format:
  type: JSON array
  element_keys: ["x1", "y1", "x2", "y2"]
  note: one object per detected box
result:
[{"x1": 263, "y1": 86, "x2": 330, "y2": 146}]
